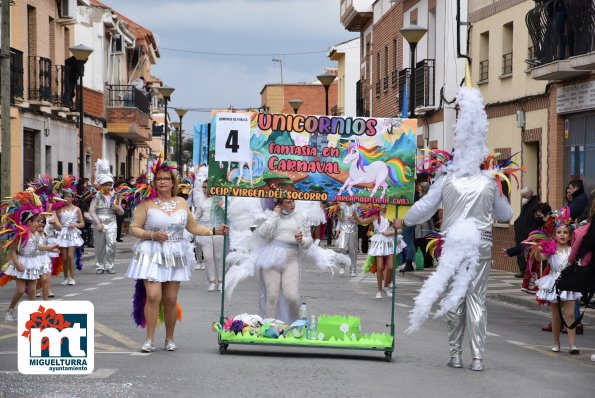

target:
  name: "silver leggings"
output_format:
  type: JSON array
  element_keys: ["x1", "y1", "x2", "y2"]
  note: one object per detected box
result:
[
  {"x1": 446, "y1": 257, "x2": 490, "y2": 359},
  {"x1": 94, "y1": 226, "x2": 116, "y2": 270}
]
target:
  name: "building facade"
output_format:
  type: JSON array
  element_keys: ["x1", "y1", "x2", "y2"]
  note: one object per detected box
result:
[
  {"x1": 260, "y1": 75, "x2": 339, "y2": 116},
  {"x1": 328, "y1": 38, "x2": 360, "y2": 116},
  {"x1": 2, "y1": 0, "x2": 80, "y2": 191}
]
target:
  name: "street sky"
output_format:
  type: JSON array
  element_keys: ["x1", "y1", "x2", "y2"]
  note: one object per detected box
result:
[{"x1": 100, "y1": 0, "x2": 356, "y2": 134}]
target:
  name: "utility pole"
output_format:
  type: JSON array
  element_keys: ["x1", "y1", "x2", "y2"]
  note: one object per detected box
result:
[{"x1": 1, "y1": 0, "x2": 11, "y2": 200}]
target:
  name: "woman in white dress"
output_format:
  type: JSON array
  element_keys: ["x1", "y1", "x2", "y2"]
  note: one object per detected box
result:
[{"x1": 125, "y1": 160, "x2": 228, "y2": 352}]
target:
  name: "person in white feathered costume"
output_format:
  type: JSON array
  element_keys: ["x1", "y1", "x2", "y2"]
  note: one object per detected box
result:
[
  {"x1": 225, "y1": 197, "x2": 351, "y2": 323},
  {"x1": 397, "y1": 87, "x2": 513, "y2": 372}
]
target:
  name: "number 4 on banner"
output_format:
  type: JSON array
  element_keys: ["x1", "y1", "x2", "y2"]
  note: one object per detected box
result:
[
  {"x1": 225, "y1": 130, "x2": 239, "y2": 153},
  {"x1": 214, "y1": 112, "x2": 251, "y2": 163}
]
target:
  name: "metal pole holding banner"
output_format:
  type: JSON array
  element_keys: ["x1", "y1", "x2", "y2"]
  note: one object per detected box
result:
[
  {"x1": 219, "y1": 195, "x2": 229, "y2": 325},
  {"x1": 389, "y1": 208, "x2": 400, "y2": 354}
]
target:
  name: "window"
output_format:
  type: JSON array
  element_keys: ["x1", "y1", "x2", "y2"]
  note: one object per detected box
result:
[
  {"x1": 57, "y1": 161, "x2": 63, "y2": 176},
  {"x1": 112, "y1": 34, "x2": 124, "y2": 54},
  {"x1": 59, "y1": 0, "x2": 75, "y2": 19},
  {"x1": 479, "y1": 31, "x2": 489, "y2": 81},
  {"x1": 67, "y1": 162, "x2": 73, "y2": 175},
  {"x1": 502, "y1": 22, "x2": 513, "y2": 75}
]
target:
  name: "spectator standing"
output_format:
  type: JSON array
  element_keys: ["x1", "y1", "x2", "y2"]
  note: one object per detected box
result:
[
  {"x1": 508, "y1": 187, "x2": 539, "y2": 277},
  {"x1": 413, "y1": 182, "x2": 436, "y2": 269},
  {"x1": 567, "y1": 180, "x2": 588, "y2": 220}
]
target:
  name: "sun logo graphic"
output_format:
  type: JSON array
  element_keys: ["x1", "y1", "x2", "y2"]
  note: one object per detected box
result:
[{"x1": 18, "y1": 301, "x2": 94, "y2": 374}]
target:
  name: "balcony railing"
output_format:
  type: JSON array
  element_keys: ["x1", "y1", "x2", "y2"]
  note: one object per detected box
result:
[
  {"x1": 391, "y1": 70, "x2": 398, "y2": 87},
  {"x1": 414, "y1": 59, "x2": 435, "y2": 109},
  {"x1": 526, "y1": 0, "x2": 595, "y2": 65},
  {"x1": 152, "y1": 123, "x2": 164, "y2": 137},
  {"x1": 398, "y1": 68, "x2": 410, "y2": 114},
  {"x1": 375, "y1": 80, "x2": 381, "y2": 97},
  {"x1": 106, "y1": 84, "x2": 150, "y2": 116},
  {"x1": 330, "y1": 105, "x2": 343, "y2": 116},
  {"x1": 502, "y1": 52, "x2": 513, "y2": 75},
  {"x1": 383, "y1": 76, "x2": 389, "y2": 92},
  {"x1": 479, "y1": 60, "x2": 489, "y2": 81},
  {"x1": 52, "y1": 65, "x2": 74, "y2": 109},
  {"x1": 9, "y1": 48, "x2": 24, "y2": 102},
  {"x1": 356, "y1": 79, "x2": 366, "y2": 117},
  {"x1": 28, "y1": 56, "x2": 52, "y2": 103}
]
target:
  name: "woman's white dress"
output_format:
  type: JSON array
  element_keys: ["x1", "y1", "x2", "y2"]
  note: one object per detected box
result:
[{"x1": 125, "y1": 208, "x2": 195, "y2": 282}]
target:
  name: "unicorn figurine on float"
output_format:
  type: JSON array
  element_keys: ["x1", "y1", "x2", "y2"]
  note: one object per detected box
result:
[{"x1": 337, "y1": 140, "x2": 409, "y2": 198}]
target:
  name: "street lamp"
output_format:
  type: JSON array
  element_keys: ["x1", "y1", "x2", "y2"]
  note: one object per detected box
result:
[
  {"x1": 156, "y1": 86, "x2": 175, "y2": 159},
  {"x1": 288, "y1": 98, "x2": 303, "y2": 114},
  {"x1": 174, "y1": 108, "x2": 188, "y2": 172},
  {"x1": 171, "y1": 121, "x2": 180, "y2": 168},
  {"x1": 272, "y1": 58, "x2": 283, "y2": 84},
  {"x1": 70, "y1": 44, "x2": 93, "y2": 180},
  {"x1": 316, "y1": 72, "x2": 336, "y2": 116},
  {"x1": 400, "y1": 24, "x2": 427, "y2": 119}
]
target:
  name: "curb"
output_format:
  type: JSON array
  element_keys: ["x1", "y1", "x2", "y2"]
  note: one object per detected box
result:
[{"x1": 396, "y1": 269, "x2": 595, "y2": 322}]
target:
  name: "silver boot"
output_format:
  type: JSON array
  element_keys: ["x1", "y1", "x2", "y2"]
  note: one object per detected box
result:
[
  {"x1": 469, "y1": 358, "x2": 484, "y2": 371},
  {"x1": 447, "y1": 355, "x2": 463, "y2": 368}
]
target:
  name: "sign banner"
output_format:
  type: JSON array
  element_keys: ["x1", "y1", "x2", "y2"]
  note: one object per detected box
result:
[{"x1": 207, "y1": 112, "x2": 416, "y2": 205}]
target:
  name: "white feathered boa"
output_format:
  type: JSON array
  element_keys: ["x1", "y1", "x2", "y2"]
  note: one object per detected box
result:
[
  {"x1": 405, "y1": 218, "x2": 482, "y2": 333},
  {"x1": 224, "y1": 210, "x2": 350, "y2": 301}
]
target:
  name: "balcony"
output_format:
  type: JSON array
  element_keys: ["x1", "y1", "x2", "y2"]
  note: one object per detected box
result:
[
  {"x1": 106, "y1": 84, "x2": 152, "y2": 143},
  {"x1": 526, "y1": 0, "x2": 593, "y2": 81},
  {"x1": 52, "y1": 65, "x2": 74, "y2": 110},
  {"x1": 375, "y1": 80, "x2": 381, "y2": 97},
  {"x1": 340, "y1": 0, "x2": 373, "y2": 32},
  {"x1": 383, "y1": 76, "x2": 389, "y2": 92},
  {"x1": 28, "y1": 56, "x2": 52, "y2": 104},
  {"x1": 414, "y1": 59, "x2": 435, "y2": 111}
]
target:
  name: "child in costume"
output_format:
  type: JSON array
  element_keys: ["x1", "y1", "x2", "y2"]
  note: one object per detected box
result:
[
  {"x1": 3, "y1": 192, "x2": 59, "y2": 321},
  {"x1": 334, "y1": 201, "x2": 360, "y2": 277},
  {"x1": 193, "y1": 179, "x2": 225, "y2": 292},
  {"x1": 124, "y1": 158, "x2": 228, "y2": 352},
  {"x1": 361, "y1": 204, "x2": 397, "y2": 299},
  {"x1": 89, "y1": 159, "x2": 124, "y2": 274},
  {"x1": 56, "y1": 177, "x2": 85, "y2": 286},
  {"x1": 35, "y1": 218, "x2": 55, "y2": 300},
  {"x1": 534, "y1": 217, "x2": 580, "y2": 355}
]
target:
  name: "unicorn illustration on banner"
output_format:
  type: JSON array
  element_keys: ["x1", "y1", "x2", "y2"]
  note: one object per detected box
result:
[
  {"x1": 219, "y1": 150, "x2": 266, "y2": 187},
  {"x1": 337, "y1": 140, "x2": 410, "y2": 199}
]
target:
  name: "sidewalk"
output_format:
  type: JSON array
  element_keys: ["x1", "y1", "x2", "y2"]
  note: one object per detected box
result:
[{"x1": 399, "y1": 265, "x2": 595, "y2": 322}]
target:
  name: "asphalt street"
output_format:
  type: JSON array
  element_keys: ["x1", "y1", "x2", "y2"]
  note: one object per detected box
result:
[{"x1": 0, "y1": 237, "x2": 593, "y2": 398}]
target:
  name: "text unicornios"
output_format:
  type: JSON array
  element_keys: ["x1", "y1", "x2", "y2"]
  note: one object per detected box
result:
[{"x1": 257, "y1": 113, "x2": 378, "y2": 136}]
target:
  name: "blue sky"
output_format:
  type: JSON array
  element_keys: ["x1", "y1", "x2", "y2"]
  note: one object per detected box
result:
[{"x1": 100, "y1": 0, "x2": 356, "y2": 133}]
